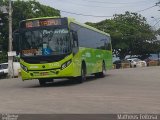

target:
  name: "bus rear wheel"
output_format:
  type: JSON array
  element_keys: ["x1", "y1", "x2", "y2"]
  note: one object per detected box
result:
[{"x1": 95, "y1": 62, "x2": 106, "y2": 78}]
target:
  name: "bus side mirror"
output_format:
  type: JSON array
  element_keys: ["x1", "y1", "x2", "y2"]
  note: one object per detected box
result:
[{"x1": 13, "y1": 30, "x2": 20, "y2": 54}]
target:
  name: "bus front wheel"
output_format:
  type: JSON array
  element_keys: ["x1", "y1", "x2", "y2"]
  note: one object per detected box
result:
[
  {"x1": 38, "y1": 78, "x2": 54, "y2": 86},
  {"x1": 39, "y1": 79, "x2": 46, "y2": 86},
  {"x1": 77, "y1": 65, "x2": 86, "y2": 83}
]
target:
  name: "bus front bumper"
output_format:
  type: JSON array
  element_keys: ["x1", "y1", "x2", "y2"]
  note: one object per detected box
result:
[{"x1": 21, "y1": 63, "x2": 74, "y2": 80}]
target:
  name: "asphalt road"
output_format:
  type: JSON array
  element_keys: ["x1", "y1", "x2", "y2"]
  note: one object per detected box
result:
[{"x1": 0, "y1": 66, "x2": 160, "y2": 114}]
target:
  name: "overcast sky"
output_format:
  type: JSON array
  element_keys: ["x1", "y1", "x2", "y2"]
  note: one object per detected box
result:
[{"x1": 38, "y1": 0, "x2": 160, "y2": 29}]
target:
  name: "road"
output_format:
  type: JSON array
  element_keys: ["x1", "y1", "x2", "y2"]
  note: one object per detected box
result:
[{"x1": 0, "y1": 66, "x2": 160, "y2": 114}]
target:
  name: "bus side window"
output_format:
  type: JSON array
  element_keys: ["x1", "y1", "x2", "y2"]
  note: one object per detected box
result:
[{"x1": 71, "y1": 31, "x2": 78, "y2": 54}]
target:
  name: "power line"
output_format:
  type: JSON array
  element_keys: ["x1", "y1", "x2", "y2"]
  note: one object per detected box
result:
[
  {"x1": 153, "y1": 19, "x2": 160, "y2": 27},
  {"x1": 135, "y1": 5, "x2": 157, "y2": 13},
  {"x1": 57, "y1": 0, "x2": 158, "y2": 19},
  {"x1": 52, "y1": 0, "x2": 158, "y2": 10},
  {"x1": 60, "y1": 10, "x2": 113, "y2": 18},
  {"x1": 60, "y1": 4, "x2": 157, "y2": 18},
  {"x1": 63, "y1": 1, "x2": 123, "y2": 9},
  {"x1": 80, "y1": 0, "x2": 131, "y2": 4},
  {"x1": 57, "y1": 1, "x2": 156, "y2": 9},
  {"x1": 80, "y1": 0, "x2": 154, "y2": 4}
]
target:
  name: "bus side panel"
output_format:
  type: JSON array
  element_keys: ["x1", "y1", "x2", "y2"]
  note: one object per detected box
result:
[
  {"x1": 72, "y1": 47, "x2": 112, "y2": 76},
  {"x1": 72, "y1": 51, "x2": 81, "y2": 77},
  {"x1": 105, "y1": 50, "x2": 113, "y2": 70},
  {"x1": 72, "y1": 47, "x2": 93, "y2": 77},
  {"x1": 92, "y1": 49, "x2": 112, "y2": 73}
]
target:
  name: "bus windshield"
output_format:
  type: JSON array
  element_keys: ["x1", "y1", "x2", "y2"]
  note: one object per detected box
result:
[{"x1": 20, "y1": 28, "x2": 71, "y2": 56}]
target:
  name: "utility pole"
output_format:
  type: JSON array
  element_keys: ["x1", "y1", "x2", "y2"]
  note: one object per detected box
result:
[{"x1": 8, "y1": 0, "x2": 14, "y2": 78}]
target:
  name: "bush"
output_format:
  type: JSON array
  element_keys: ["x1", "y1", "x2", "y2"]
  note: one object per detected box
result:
[{"x1": 0, "y1": 52, "x2": 7, "y2": 63}]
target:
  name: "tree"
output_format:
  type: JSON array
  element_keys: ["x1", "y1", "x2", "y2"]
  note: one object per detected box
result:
[
  {"x1": 0, "y1": 0, "x2": 60, "y2": 62},
  {"x1": 86, "y1": 11, "x2": 156, "y2": 60},
  {"x1": 0, "y1": 0, "x2": 60, "y2": 52}
]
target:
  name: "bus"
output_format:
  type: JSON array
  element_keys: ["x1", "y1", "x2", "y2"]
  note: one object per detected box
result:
[{"x1": 13, "y1": 17, "x2": 112, "y2": 86}]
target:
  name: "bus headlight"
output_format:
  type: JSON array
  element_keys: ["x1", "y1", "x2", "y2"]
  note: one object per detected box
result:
[
  {"x1": 61, "y1": 59, "x2": 72, "y2": 70},
  {"x1": 20, "y1": 64, "x2": 28, "y2": 72}
]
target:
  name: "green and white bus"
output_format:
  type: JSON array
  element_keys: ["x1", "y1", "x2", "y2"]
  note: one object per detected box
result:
[{"x1": 14, "y1": 17, "x2": 112, "y2": 85}]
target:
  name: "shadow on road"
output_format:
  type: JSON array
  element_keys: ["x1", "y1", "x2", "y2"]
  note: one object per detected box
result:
[{"x1": 27, "y1": 75, "x2": 110, "y2": 88}]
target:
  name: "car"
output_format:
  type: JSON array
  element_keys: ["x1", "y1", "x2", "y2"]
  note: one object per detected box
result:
[
  {"x1": 0, "y1": 62, "x2": 20, "y2": 78},
  {"x1": 113, "y1": 59, "x2": 130, "y2": 69},
  {"x1": 127, "y1": 58, "x2": 147, "y2": 68},
  {"x1": 0, "y1": 67, "x2": 4, "y2": 76},
  {"x1": 0, "y1": 63, "x2": 8, "y2": 77}
]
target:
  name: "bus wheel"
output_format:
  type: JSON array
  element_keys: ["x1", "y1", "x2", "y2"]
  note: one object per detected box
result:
[
  {"x1": 77, "y1": 65, "x2": 86, "y2": 83},
  {"x1": 38, "y1": 79, "x2": 46, "y2": 86},
  {"x1": 38, "y1": 78, "x2": 54, "y2": 86},
  {"x1": 100, "y1": 61, "x2": 106, "y2": 77},
  {"x1": 95, "y1": 62, "x2": 106, "y2": 78}
]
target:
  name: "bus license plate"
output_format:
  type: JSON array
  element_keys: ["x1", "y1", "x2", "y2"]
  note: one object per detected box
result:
[{"x1": 41, "y1": 72, "x2": 48, "y2": 76}]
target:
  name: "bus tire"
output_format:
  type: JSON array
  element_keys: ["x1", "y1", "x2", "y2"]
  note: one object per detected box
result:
[
  {"x1": 77, "y1": 63, "x2": 86, "y2": 83},
  {"x1": 38, "y1": 78, "x2": 54, "y2": 86},
  {"x1": 38, "y1": 79, "x2": 46, "y2": 86},
  {"x1": 95, "y1": 61, "x2": 106, "y2": 78}
]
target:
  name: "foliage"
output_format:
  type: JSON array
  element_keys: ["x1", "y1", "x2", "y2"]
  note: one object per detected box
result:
[
  {"x1": 0, "y1": 52, "x2": 7, "y2": 63},
  {"x1": 0, "y1": 0, "x2": 60, "y2": 63},
  {"x1": 86, "y1": 11, "x2": 157, "y2": 60},
  {"x1": 12, "y1": 0, "x2": 60, "y2": 32},
  {"x1": 1, "y1": 0, "x2": 60, "y2": 51}
]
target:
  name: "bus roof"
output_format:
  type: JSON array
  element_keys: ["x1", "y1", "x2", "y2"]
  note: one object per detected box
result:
[
  {"x1": 69, "y1": 19, "x2": 110, "y2": 36},
  {"x1": 21, "y1": 16, "x2": 110, "y2": 36},
  {"x1": 21, "y1": 16, "x2": 62, "y2": 22}
]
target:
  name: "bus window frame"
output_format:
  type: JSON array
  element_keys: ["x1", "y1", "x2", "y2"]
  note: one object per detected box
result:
[
  {"x1": 17, "y1": 25, "x2": 73, "y2": 57},
  {"x1": 70, "y1": 30, "x2": 79, "y2": 55}
]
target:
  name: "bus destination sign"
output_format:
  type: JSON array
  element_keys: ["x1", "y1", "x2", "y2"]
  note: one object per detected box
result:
[{"x1": 20, "y1": 18, "x2": 67, "y2": 28}]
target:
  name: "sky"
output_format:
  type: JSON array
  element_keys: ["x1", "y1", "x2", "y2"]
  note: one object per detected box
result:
[{"x1": 38, "y1": 0, "x2": 160, "y2": 29}]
